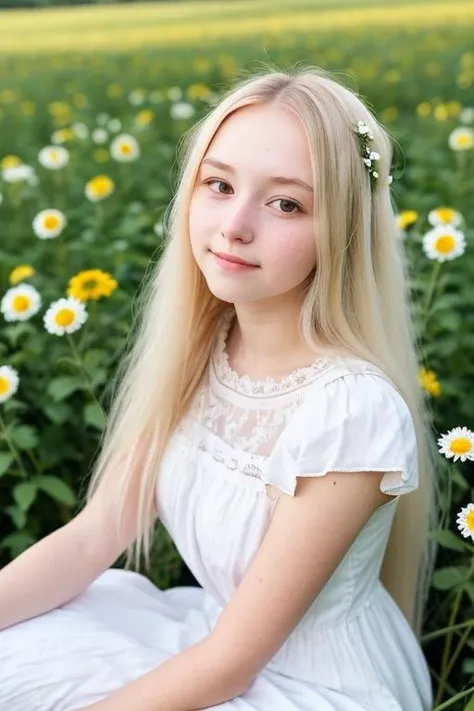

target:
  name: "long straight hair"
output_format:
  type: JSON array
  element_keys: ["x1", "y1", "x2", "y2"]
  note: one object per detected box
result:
[{"x1": 83, "y1": 64, "x2": 439, "y2": 638}]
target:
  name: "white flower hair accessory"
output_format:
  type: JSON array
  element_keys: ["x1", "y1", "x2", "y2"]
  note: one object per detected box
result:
[{"x1": 354, "y1": 120, "x2": 393, "y2": 191}]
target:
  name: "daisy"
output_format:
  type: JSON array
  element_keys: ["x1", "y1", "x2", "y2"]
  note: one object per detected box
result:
[
  {"x1": 38, "y1": 145, "x2": 69, "y2": 170},
  {"x1": 422, "y1": 225, "x2": 466, "y2": 262},
  {"x1": 1, "y1": 155, "x2": 22, "y2": 170},
  {"x1": 135, "y1": 109, "x2": 153, "y2": 127},
  {"x1": 32, "y1": 209, "x2": 67, "y2": 240},
  {"x1": 396, "y1": 210, "x2": 418, "y2": 232},
  {"x1": 1, "y1": 283, "x2": 41, "y2": 322},
  {"x1": 0, "y1": 365, "x2": 19, "y2": 404},
  {"x1": 43, "y1": 297, "x2": 88, "y2": 336},
  {"x1": 67, "y1": 269, "x2": 118, "y2": 302},
  {"x1": 438, "y1": 426, "x2": 474, "y2": 463},
  {"x1": 85, "y1": 175, "x2": 115, "y2": 202},
  {"x1": 92, "y1": 128, "x2": 109, "y2": 145},
  {"x1": 154, "y1": 220, "x2": 164, "y2": 238},
  {"x1": 107, "y1": 118, "x2": 122, "y2": 133},
  {"x1": 128, "y1": 89, "x2": 146, "y2": 106},
  {"x1": 71, "y1": 122, "x2": 89, "y2": 140},
  {"x1": 110, "y1": 134, "x2": 140, "y2": 162},
  {"x1": 51, "y1": 127, "x2": 76, "y2": 145},
  {"x1": 460, "y1": 107, "x2": 474, "y2": 125},
  {"x1": 456, "y1": 503, "x2": 474, "y2": 541},
  {"x1": 9, "y1": 265, "x2": 36, "y2": 285},
  {"x1": 2, "y1": 164, "x2": 37, "y2": 185},
  {"x1": 448, "y1": 127, "x2": 474, "y2": 151},
  {"x1": 170, "y1": 101, "x2": 195, "y2": 121},
  {"x1": 427, "y1": 207, "x2": 463, "y2": 228}
]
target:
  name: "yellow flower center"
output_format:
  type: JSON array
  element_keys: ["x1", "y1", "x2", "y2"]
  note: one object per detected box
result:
[
  {"x1": 49, "y1": 149, "x2": 59, "y2": 161},
  {"x1": 466, "y1": 511, "x2": 474, "y2": 533},
  {"x1": 435, "y1": 235, "x2": 455, "y2": 254},
  {"x1": 120, "y1": 143, "x2": 132, "y2": 154},
  {"x1": 456, "y1": 134, "x2": 473, "y2": 147},
  {"x1": 44, "y1": 215, "x2": 60, "y2": 230},
  {"x1": 83, "y1": 279, "x2": 98, "y2": 291},
  {"x1": 89, "y1": 175, "x2": 113, "y2": 197},
  {"x1": 55, "y1": 308, "x2": 75, "y2": 326},
  {"x1": 1, "y1": 155, "x2": 21, "y2": 169},
  {"x1": 435, "y1": 208, "x2": 456, "y2": 224},
  {"x1": 450, "y1": 437, "x2": 472, "y2": 456},
  {"x1": 0, "y1": 376, "x2": 9, "y2": 395},
  {"x1": 12, "y1": 295, "x2": 31, "y2": 312}
]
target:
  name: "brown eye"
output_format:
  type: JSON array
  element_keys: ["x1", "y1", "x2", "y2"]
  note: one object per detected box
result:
[
  {"x1": 274, "y1": 199, "x2": 300, "y2": 214},
  {"x1": 206, "y1": 179, "x2": 232, "y2": 195}
]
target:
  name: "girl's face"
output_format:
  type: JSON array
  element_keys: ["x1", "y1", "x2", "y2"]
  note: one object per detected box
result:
[{"x1": 189, "y1": 104, "x2": 317, "y2": 306}]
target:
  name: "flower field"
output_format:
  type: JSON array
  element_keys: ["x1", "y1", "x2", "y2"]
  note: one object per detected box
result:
[{"x1": 0, "y1": 0, "x2": 474, "y2": 705}]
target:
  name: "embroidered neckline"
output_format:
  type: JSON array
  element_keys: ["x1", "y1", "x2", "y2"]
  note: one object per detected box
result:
[{"x1": 211, "y1": 308, "x2": 339, "y2": 397}]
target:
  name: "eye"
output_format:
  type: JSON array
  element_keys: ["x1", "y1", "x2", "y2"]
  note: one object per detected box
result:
[
  {"x1": 271, "y1": 198, "x2": 302, "y2": 215},
  {"x1": 204, "y1": 179, "x2": 233, "y2": 195}
]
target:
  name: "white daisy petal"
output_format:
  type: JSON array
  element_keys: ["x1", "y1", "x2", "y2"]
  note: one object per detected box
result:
[
  {"x1": 0, "y1": 365, "x2": 19, "y2": 404},
  {"x1": 38, "y1": 146, "x2": 69, "y2": 171},
  {"x1": 110, "y1": 134, "x2": 140, "y2": 162},
  {"x1": 43, "y1": 297, "x2": 88, "y2": 336},
  {"x1": 422, "y1": 225, "x2": 466, "y2": 262},
  {"x1": 448, "y1": 126, "x2": 474, "y2": 151},
  {"x1": 32, "y1": 209, "x2": 67, "y2": 240},
  {"x1": 456, "y1": 502, "x2": 474, "y2": 540},
  {"x1": 1, "y1": 283, "x2": 41, "y2": 322},
  {"x1": 427, "y1": 208, "x2": 463, "y2": 228},
  {"x1": 437, "y1": 426, "x2": 474, "y2": 463}
]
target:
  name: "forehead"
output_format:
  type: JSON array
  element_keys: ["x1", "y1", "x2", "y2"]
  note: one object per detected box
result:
[{"x1": 202, "y1": 104, "x2": 312, "y2": 178}]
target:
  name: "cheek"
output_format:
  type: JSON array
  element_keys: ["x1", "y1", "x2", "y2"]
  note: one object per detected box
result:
[{"x1": 268, "y1": 223, "x2": 316, "y2": 274}]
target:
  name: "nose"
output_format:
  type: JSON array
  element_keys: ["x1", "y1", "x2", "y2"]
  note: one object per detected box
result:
[{"x1": 220, "y1": 205, "x2": 255, "y2": 244}]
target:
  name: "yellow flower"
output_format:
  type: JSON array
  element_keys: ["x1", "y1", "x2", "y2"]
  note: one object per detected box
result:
[
  {"x1": 186, "y1": 83, "x2": 212, "y2": 102},
  {"x1": 85, "y1": 175, "x2": 115, "y2": 202},
  {"x1": 9, "y1": 265, "x2": 36, "y2": 286},
  {"x1": 396, "y1": 210, "x2": 418, "y2": 231},
  {"x1": 67, "y1": 269, "x2": 118, "y2": 302},
  {"x1": 418, "y1": 368, "x2": 441, "y2": 397},
  {"x1": 428, "y1": 207, "x2": 462, "y2": 228},
  {"x1": 135, "y1": 109, "x2": 154, "y2": 127},
  {"x1": 1, "y1": 155, "x2": 22, "y2": 170},
  {"x1": 416, "y1": 102, "x2": 431, "y2": 118}
]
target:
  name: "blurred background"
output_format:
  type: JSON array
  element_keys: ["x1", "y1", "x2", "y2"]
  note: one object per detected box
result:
[{"x1": 0, "y1": 0, "x2": 473, "y2": 707}]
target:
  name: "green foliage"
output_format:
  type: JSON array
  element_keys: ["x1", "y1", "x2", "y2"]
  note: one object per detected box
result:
[{"x1": 0, "y1": 3, "x2": 473, "y2": 707}]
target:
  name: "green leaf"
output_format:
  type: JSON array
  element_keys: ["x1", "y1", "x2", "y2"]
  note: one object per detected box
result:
[
  {"x1": 13, "y1": 482, "x2": 38, "y2": 512},
  {"x1": 0, "y1": 452, "x2": 14, "y2": 476},
  {"x1": 429, "y1": 529, "x2": 468, "y2": 552},
  {"x1": 83, "y1": 349, "x2": 107, "y2": 374},
  {"x1": 432, "y1": 566, "x2": 469, "y2": 591},
  {"x1": 464, "y1": 691, "x2": 474, "y2": 710},
  {"x1": 84, "y1": 402, "x2": 106, "y2": 431},
  {"x1": 43, "y1": 401, "x2": 70, "y2": 425},
  {"x1": 48, "y1": 376, "x2": 85, "y2": 401},
  {"x1": 0, "y1": 530, "x2": 36, "y2": 557},
  {"x1": 5, "y1": 505, "x2": 27, "y2": 529},
  {"x1": 10, "y1": 425, "x2": 39, "y2": 450},
  {"x1": 36, "y1": 475, "x2": 77, "y2": 506}
]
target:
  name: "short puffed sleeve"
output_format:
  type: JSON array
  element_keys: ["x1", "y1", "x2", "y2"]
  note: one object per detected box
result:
[{"x1": 263, "y1": 370, "x2": 419, "y2": 497}]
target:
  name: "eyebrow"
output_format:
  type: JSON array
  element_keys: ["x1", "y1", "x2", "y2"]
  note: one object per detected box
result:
[{"x1": 200, "y1": 157, "x2": 314, "y2": 194}]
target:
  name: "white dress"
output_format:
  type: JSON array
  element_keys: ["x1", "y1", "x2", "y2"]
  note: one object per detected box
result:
[{"x1": 0, "y1": 308, "x2": 433, "y2": 711}]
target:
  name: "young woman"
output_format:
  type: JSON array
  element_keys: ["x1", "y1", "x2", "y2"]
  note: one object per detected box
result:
[{"x1": 0, "y1": 65, "x2": 438, "y2": 711}]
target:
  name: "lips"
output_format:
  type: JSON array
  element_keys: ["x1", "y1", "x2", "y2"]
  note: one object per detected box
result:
[{"x1": 212, "y1": 251, "x2": 257, "y2": 267}]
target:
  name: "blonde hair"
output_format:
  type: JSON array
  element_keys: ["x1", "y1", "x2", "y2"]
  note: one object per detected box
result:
[{"x1": 83, "y1": 64, "x2": 439, "y2": 638}]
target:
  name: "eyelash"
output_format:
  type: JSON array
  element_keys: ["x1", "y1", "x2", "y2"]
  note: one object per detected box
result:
[{"x1": 203, "y1": 179, "x2": 304, "y2": 215}]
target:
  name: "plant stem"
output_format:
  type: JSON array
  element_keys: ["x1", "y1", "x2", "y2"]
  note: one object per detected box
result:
[
  {"x1": 421, "y1": 618, "x2": 474, "y2": 643},
  {"x1": 434, "y1": 555, "x2": 474, "y2": 705},
  {"x1": 433, "y1": 683, "x2": 474, "y2": 710},
  {"x1": 66, "y1": 333, "x2": 105, "y2": 419},
  {"x1": 0, "y1": 413, "x2": 29, "y2": 478}
]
